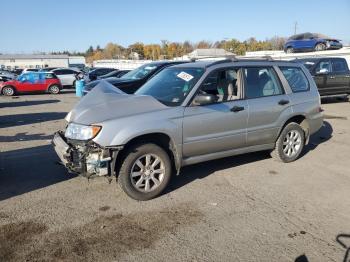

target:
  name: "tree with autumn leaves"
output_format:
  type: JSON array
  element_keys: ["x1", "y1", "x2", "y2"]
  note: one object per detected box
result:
[{"x1": 85, "y1": 37, "x2": 286, "y2": 63}]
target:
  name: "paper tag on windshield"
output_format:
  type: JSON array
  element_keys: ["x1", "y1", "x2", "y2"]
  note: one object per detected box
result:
[{"x1": 177, "y1": 71, "x2": 194, "y2": 82}]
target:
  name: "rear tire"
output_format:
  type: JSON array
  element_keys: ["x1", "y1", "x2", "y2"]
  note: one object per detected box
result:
[
  {"x1": 48, "y1": 85, "x2": 60, "y2": 94},
  {"x1": 315, "y1": 43, "x2": 326, "y2": 51},
  {"x1": 118, "y1": 143, "x2": 172, "y2": 201},
  {"x1": 271, "y1": 123, "x2": 305, "y2": 163},
  {"x1": 1, "y1": 86, "x2": 15, "y2": 96}
]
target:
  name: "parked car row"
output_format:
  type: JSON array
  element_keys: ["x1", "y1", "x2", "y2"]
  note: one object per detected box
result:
[
  {"x1": 0, "y1": 66, "x2": 130, "y2": 96},
  {"x1": 53, "y1": 58, "x2": 324, "y2": 200},
  {"x1": 2, "y1": 57, "x2": 349, "y2": 98},
  {"x1": 83, "y1": 61, "x2": 189, "y2": 95}
]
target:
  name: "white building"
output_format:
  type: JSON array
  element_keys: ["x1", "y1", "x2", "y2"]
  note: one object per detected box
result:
[
  {"x1": 93, "y1": 59, "x2": 152, "y2": 70},
  {"x1": 0, "y1": 54, "x2": 86, "y2": 70},
  {"x1": 174, "y1": 48, "x2": 236, "y2": 61}
]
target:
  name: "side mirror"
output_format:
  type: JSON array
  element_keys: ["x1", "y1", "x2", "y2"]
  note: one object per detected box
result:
[
  {"x1": 193, "y1": 93, "x2": 217, "y2": 105},
  {"x1": 317, "y1": 68, "x2": 329, "y2": 75}
]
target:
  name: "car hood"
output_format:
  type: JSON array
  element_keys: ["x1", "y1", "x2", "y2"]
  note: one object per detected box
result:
[{"x1": 67, "y1": 80, "x2": 168, "y2": 125}]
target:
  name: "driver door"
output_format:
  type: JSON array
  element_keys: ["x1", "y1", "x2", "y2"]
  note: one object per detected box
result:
[{"x1": 182, "y1": 68, "x2": 248, "y2": 158}]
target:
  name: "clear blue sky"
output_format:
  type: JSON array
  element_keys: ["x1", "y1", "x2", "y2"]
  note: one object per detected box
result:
[{"x1": 1, "y1": 0, "x2": 349, "y2": 53}]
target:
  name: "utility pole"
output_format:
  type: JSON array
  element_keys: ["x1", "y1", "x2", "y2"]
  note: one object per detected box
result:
[{"x1": 294, "y1": 22, "x2": 298, "y2": 35}]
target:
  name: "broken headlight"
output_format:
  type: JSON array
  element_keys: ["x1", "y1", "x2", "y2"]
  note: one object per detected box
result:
[{"x1": 65, "y1": 123, "x2": 101, "y2": 140}]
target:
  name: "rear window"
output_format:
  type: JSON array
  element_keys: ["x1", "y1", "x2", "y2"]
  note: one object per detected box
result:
[{"x1": 280, "y1": 67, "x2": 309, "y2": 92}]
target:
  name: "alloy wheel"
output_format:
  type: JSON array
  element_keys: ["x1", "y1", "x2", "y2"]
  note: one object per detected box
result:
[
  {"x1": 2, "y1": 87, "x2": 14, "y2": 96},
  {"x1": 282, "y1": 130, "x2": 302, "y2": 157},
  {"x1": 130, "y1": 154, "x2": 165, "y2": 193}
]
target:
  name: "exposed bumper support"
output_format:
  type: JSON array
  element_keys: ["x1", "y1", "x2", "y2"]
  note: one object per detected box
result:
[{"x1": 52, "y1": 131, "x2": 121, "y2": 178}]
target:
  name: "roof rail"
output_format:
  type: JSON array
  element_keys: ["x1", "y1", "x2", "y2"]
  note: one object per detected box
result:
[
  {"x1": 237, "y1": 55, "x2": 274, "y2": 61},
  {"x1": 204, "y1": 56, "x2": 238, "y2": 68}
]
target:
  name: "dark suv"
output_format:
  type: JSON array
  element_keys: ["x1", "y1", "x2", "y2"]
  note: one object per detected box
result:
[{"x1": 296, "y1": 57, "x2": 350, "y2": 96}]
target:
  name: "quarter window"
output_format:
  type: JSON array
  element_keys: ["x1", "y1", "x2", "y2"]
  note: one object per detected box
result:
[
  {"x1": 280, "y1": 67, "x2": 309, "y2": 92},
  {"x1": 243, "y1": 67, "x2": 283, "y2": 99}
]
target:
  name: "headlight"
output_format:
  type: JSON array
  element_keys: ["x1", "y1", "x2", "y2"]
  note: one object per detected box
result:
[{"x1": 65, "y1": 123, "x2": 101, "y2": 140}]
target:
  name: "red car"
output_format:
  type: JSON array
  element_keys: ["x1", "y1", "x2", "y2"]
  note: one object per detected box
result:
[{"x1": 0, "y1": 72, "x2": 62, "y2": 96}]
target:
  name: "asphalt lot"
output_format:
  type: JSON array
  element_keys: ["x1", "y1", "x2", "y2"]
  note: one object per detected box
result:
[{"x1": 0, "y1": 92, "x2": 349, "y2": 262}]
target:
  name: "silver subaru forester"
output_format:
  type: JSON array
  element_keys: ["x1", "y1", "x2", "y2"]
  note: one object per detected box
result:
[{"x1": 53, "y1": 58, "x2": 323, "y2": 200}]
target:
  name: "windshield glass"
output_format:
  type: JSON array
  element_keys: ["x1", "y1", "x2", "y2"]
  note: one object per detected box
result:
[
  {"x1": 135, "y1": 67, "x2": 204, "y2": 106},
  {"x1": 121, "y1": 63, "x2": 159, "y2": 80}
]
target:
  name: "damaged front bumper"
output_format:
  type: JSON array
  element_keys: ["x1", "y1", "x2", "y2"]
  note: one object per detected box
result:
[{"x1": 52, "y1": 131, "x2": 121, "y2": 178}]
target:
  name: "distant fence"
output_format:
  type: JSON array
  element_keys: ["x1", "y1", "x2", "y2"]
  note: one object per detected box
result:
[{"x1": 93, "y1": 59, "x2": 153, "y2": 70}]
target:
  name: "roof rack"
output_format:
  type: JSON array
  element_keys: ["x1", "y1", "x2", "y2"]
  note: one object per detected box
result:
[
  {"x1": 237, "y1": 55, "x2": 274, "y2": 61},
  {"x1": 203, "y1": 56, "x2": 238, "y2": 68}
]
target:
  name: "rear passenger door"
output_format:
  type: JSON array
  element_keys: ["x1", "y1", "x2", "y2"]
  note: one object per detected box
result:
[{"x1": 243, "y1": 66, "x2": 292, "y2": 147}]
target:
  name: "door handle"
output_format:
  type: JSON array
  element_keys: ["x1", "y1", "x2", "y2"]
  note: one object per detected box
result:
[
  {"x1": 278, "y1": 99, "x2": 290, "y2": 105},
  {"x1": 345, "y1": 75, "x2": 350, "y2": 78},
  {"x1": 230, "y1": 106, "x2": 245, "y2": 112},
  {"x1": 329, "y1": 76, "x2": 335, "y2": 79}
]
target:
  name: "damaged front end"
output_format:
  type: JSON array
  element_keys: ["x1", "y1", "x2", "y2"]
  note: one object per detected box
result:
[{"x1": 52, "y1": 131, "x2": 121, "y2": 179}]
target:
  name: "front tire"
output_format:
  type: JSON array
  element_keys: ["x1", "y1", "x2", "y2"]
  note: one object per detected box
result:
[
  {"x1": 1, "y1": 86, "x2": 15, "y2": 96},
  {"x1": 118, "y1": 143, "x2": 172, "y2": 201},
  {"x1": 286, "y1": 47, "x2": 294, "y2": 54},
  {"x1": 271, "y1": 123, "x2": 305, "y2": 163},
  {"x1": 48, "y1": 85, "x2": 60, "y2": 94},
  {"x1": 315, "y1": 43, "x2": 326, "y2": 51}
]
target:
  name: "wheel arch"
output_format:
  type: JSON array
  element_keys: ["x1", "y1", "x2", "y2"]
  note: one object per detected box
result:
[
  {"x1": 314, "y1": 41, "x2": 326, "y2": 48},
  {"x1": 114, "y1": 132, "x2": 181, "y2": 177},
  {"x1": 278, "y1": 114, "x2": 310, "y2": 144}
]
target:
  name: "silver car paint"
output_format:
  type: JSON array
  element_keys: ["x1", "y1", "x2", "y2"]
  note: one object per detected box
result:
[
  {"x1": 66, "y1": 60, "x2": 323, "y2": 168},
  {"x1": 52, "y1": 69, "x2": 78, "y2": 86}
]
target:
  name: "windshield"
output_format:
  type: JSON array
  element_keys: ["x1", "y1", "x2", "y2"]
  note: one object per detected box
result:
[
  {"x1": 135, "y1": 67, "x2": 204, "y2": 106},
  {"x1": 121, "y1": 63, "x2": 159, "y2": 80}
]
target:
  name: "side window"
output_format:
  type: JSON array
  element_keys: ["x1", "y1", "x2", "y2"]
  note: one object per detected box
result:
[
  {"x1": 54, "y1": 70, "x2": 64, "y2": 75},
  {"x1": 45, "y1": 73, "x2": 55, "y2": 79},
  {"x1": 315, "y1": 60, "x2": 331, "y2": 73},
  {"x1": 199, "y1": 68, "x2": 241, "y2": 102},
  {"x1": 243, "y1": 67, "x2": 283, "y2": 99},
  {"x1": 280, "y1": 67, "x2": 309, "y2": 92},
  {"x1": 332, "y1": 59, "x2": 349, "y2": 73},
  {"x1": 61, "y1": 69, "x2": 73, "y2": 75}
]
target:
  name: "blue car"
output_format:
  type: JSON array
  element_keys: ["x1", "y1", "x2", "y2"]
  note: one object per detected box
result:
[{"x1": 284, "y1": 32, "x2": 342, "y2": 53}]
